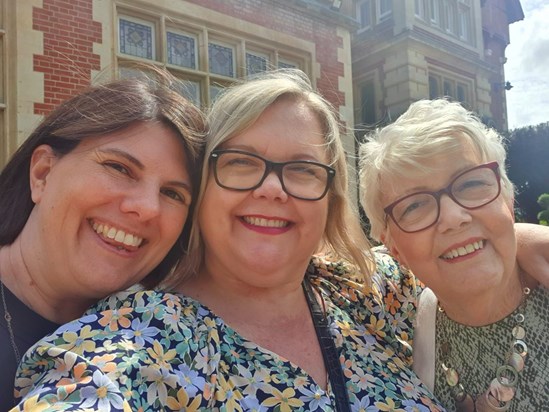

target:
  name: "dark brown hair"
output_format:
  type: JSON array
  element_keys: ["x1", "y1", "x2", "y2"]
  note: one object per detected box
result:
[{"x1": 0, "y1": 65, "x2": 206, "y2": 288}]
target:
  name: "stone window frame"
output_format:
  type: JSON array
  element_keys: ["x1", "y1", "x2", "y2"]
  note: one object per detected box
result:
[
  {"x1": 428, "y1": 71, "x2": 473, "y2": 107},
  {"x1": 116, "y1": 6, "x2": 309, "y2": 109},
  {"x1": 0, "y1": 0, "x2": 16, "y2": 166},
  {"x1": 414, "y1": 0, "x2": 474, "y2": 46}
]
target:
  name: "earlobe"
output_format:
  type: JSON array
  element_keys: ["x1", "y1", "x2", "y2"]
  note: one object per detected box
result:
[{"x1": 30, "y1": 145, "x2": 58, "y2": 204}]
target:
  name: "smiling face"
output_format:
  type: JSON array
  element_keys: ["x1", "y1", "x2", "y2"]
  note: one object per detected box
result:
[
  {"x1": 381, "y1": 142, "x2": 518, "y2": 305},
  {"x1": 198, "y1": 98, "x2": 330, "y2": 289},
  {"x1": 25, "y1": 121, "x2": 192, "y2": 299}
]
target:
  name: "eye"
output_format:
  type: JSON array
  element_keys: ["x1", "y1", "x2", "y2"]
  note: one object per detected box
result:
[
  {"x1": 400, "y1": 200, "x2": 424, "y2": 217},
  {"x1": 394, "y1": 195, "x2": 433, "y2": 221},
  {"x1": 103, "y1": 161, "x2": 131, "y2": 176},
  {"x1": 161, "y1": 188, "x2": 189, "y2": 204},
  {"x1": 285, "y1": 163, "x2": 325, "y2": 180},
  {"x1": 458, "y1": 178, "x2": 490, "y2": 190},
  {"x1": 225, "y1": 156, "x2": 261, "y2": 168}
]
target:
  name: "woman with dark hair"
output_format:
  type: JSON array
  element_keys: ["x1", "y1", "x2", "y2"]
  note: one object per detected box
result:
[{"x1": 0, "y1": 66, "x2": 205, "y2": 409}]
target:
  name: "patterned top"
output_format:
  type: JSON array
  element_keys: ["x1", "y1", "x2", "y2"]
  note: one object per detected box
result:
[
  {"x1": 434, "y1": 285, "x2": 549, "y2": 411},
  {"x1": 12, "y1": 253, "x2": 445, "y2": 411}
]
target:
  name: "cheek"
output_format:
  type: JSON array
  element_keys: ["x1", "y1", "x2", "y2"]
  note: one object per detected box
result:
[
  {"x1": 197, "y1": 182, "x2": 224, "y2": 237},
  {"x1": 389, "y1": 230, "x2": 431, "y2": 269},
  {"x1": 160, "y1": 206, "x2": 190, "y2": 245},
  {"x1": 312, "y1": 199, "x2": 329, "y2": 236}
]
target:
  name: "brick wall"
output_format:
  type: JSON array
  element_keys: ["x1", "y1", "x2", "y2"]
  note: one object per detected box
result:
[
  {"x1": 29, "y1": 0, "x2": 346, "y2": 115},
  {"x1": 186, "y1": 0, "x2": 346, "y2": 109},
  {"x1": 32, "y1": 0, "x2": 101, "y2": 116}
]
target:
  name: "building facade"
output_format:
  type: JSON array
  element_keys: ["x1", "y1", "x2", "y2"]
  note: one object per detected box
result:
[
  {"x1": 352, "y1": 0, "x2": 523, "y2": 132},
  {"x1": 1, "y1": 0, "x2": 522, "y2": 175},
  {"x1": 0, "y1": 0, "x2": 358, "y2": 168}
]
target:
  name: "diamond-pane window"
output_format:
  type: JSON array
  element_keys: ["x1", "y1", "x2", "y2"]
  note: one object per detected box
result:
[
  {"x1": 208, "y1": 43, "x2": 235, "y2": 77},
  {"x1": 167, "y1": 32, "x2": 197, "y2": 69},
  {"x1": 179, "y1": 80, "x2": 201, "y2": 107},
  {"x1": 119, "y1": 18, "x2": 154, "y2": 59},
  {"x1": 278, "y1": 60, "x2": 297, "y2": 69},
  {"x1": 210, "y1": 84, "x2": 225, "y2": 102},
  {"x1": 246, "y1": 52, "x2": 268, "y2": 76}
]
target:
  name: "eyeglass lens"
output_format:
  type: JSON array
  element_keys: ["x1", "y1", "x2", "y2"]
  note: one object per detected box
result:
[
  {"x1": 390, "y1": 165, "x2": 500, "y2": 232},
  {"x1": 213, "y1": 151, "x2": 331, "y2": 200}
]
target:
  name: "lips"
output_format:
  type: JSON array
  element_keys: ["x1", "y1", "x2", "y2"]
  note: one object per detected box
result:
[
  {"x1": 90, "y1": 219, "x2": 144, "y2": 249},
  {"x1": 241, "y1": 216, "x2": 290, "y2": 228},
  {"x1": 441, "y1": 240, "x2": 484, "y2": 260}
]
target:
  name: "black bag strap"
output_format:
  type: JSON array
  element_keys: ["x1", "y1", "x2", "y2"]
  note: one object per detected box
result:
[{"x1": 302, "y1": 278, "x2": 352, "y2": 412}]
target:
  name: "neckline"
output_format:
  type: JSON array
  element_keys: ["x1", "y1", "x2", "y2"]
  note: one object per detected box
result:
[{"x1": 438, "y1": 283, "x2": 541, "y2": 328}]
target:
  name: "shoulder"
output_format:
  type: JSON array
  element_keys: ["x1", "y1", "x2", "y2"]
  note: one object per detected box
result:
[
  {"x1": 88, "y1": 286, "x2": 163, "y2": 312},
  {"x1": 371, "y1": 247, "x2": 424, "y2": 362},
  {"x1": 14, "y1": 289, "x2": 205, "y2": 406},
  {"x1": 371, "y1": 246, "x2": 423, "y2": 301}
]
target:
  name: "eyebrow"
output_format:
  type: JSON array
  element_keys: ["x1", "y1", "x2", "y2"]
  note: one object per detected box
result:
[
  {"x1": 99, "y1": 148, "x2": 145, "y2": 169},
  {"x1": 223, "y1": 144, "x2": 325, "y2": 163},
  {"x1": 397, "y1": 163, "x2": 480, "y2": 195},
  {"x1": 99, "y1": 148, "x2": 192, "y2": 192}
]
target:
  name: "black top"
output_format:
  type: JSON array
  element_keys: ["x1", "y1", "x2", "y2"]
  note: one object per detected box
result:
[{"x1": 0, "y1": 282, "x2": 60, "y2": 411}]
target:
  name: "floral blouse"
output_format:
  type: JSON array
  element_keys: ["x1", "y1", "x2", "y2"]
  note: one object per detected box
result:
[{"x1": 12, "y1": 252, "x2": 444, "y2": 411}]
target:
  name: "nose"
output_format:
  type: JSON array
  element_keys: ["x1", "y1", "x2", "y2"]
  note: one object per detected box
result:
[
  {"x1": 120, "y1": 185, "x2": 161, "y2": 221},
  {"x1": 252, "y1": 171, "x2": 289, "y2": 202},
  {"x1": 436, "y1": 194, "x2": 472, "y2": 233}
]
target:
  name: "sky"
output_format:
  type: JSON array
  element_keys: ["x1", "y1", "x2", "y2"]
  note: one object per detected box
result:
[{"x1": 505, "y1": 0, "x2": 549, "y2": 129}]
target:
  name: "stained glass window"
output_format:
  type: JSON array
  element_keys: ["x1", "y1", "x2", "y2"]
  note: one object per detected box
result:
[
  {"x1": 208, "y1": 43, "x2": 235, "y2": 77},
  {"x1": 167, "y1": 31, "x2": 197, "y2": 69},
  {"x1": 119, "y1": 17, "x2": 154, "y2": 59},
  {"x1": 179, "y1": 80, "x2": 201, "y2": 107},
  {"x1": 278, "y1": 60, "x2": 297, "y2": 69},
  {"x1": 246, "y1": 52, "x2": 268, "y2": 76},
  {"x1": 210, "y1": 84, "x2": 225, "y2": 102}
]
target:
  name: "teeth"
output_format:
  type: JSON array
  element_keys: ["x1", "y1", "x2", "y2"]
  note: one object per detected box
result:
[
  {"x1": 243, "y1": 216, "x2": 289, "y2": 228},
  {"x1": 91, "y1": 221, "x2": 143, "y2": 248},
  {"x1": 442, "y1": 241, "x2": 483, "y2": 260},
  {"x1": 107, "y1": 227, "x2": 117, "y2": 239}
]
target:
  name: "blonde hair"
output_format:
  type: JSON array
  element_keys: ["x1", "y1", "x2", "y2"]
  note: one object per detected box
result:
[
  {"x1": 359, "y1": 99, "x2": 513, "y2": 241},
  {"x1": 170, "y1": 69, "x2": 373, "y2": 286}
]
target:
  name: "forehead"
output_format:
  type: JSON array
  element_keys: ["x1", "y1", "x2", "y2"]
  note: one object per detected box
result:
[
  {"x1": 380, "y1": 142, "x2": 482, "y2": 205},
  {"x1": 223, "y1": 99, "x2": 328, "y2": 162},
  {"x1": 69, "y1": 122, "x2": 189, "y2": 170}
]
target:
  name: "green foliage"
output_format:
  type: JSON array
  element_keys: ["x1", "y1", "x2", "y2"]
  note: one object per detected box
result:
[
  {"x1": 506, "y1": 122, "x2": 549, "y2": 223},
  {"x1": 538, "y1": 193, "x2": 549, "y2": 209},
  {"x1": 538, "y1": 193, "x2": 549, "y2": 225}
]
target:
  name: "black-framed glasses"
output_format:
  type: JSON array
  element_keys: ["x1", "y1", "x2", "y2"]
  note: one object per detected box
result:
[
  {"x1": 384, "y1": 161, "x2": 501, "y2": 233},
  {"x1": 210, "y1": 149, "x2": 336, "y2": 201}
]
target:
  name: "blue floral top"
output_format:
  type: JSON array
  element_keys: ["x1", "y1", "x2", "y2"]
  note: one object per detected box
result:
[{"x1": 12, "y1": 253, "x2": 444, "y2": 411}]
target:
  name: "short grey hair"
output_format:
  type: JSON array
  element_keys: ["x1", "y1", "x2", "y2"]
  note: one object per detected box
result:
[{"x1": 359, "y1": 99, "x2": 513, "y2": 241}]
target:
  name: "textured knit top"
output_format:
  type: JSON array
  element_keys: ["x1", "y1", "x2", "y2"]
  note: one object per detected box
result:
[{"x1": 433, "y1": 284, "x2": 549, "y2": 411}]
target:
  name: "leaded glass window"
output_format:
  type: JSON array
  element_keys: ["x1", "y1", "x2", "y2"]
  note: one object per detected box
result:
[
  {"x1": 178, "y1": 80, "x2": 201, "y2": 107},
  {"x1": 278, "y1": 60, "x2": 297, "y2": 69},
  {"x1": 119, "y1": 17, "x2": 154, "y2": 59},
  {"x1": 208, "y1": 43, "x2": 235, "y2": 77},
  {"x1": 246, "y1": 52, "x2": 268, "y2": 76},
  {"x1": 167, "y1": 31, "x2": 197, "y2": 69},
  {"x1": 210, "y1": 84, "x2": 225, "y2": 102}
]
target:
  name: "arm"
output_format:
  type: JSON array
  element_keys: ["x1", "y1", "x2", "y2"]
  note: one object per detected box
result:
[{"x1": 515, "y1": 223, "x2": 549, "y2": 288}]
